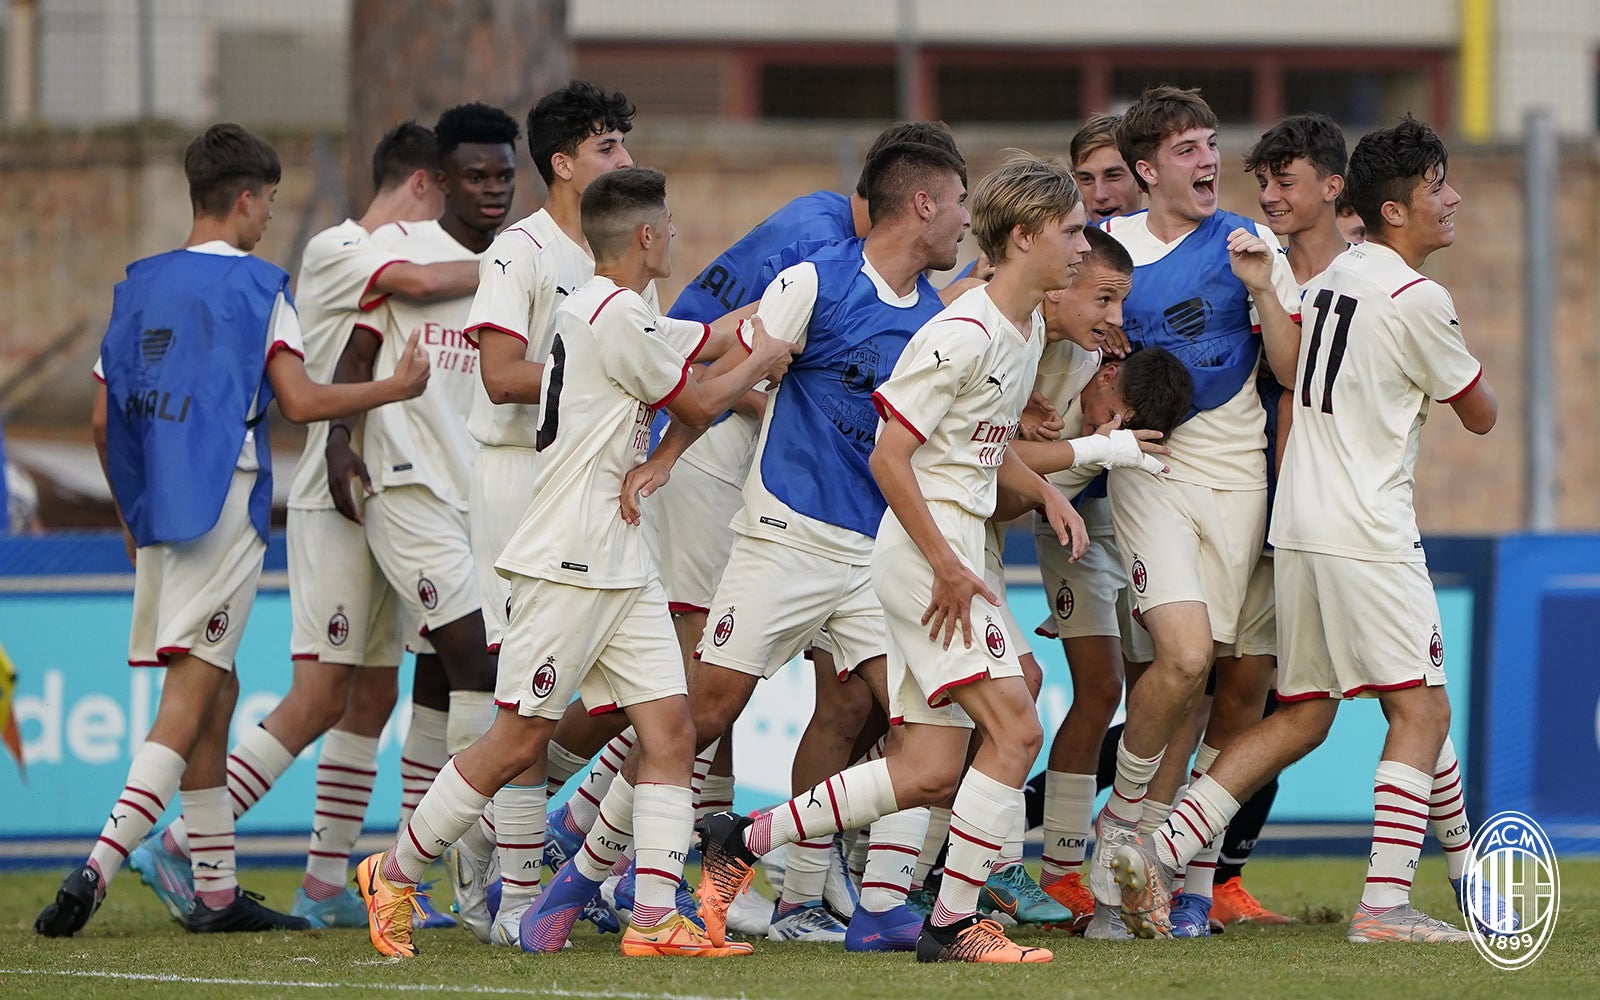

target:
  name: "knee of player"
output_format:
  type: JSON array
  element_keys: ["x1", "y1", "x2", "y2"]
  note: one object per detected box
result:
[
  {"x1": 1165, "y1": 643, "x2": 1215, "y2": 683},
  {"x1": 900, "y1": 764, "x2": 960, "y2": 806}
]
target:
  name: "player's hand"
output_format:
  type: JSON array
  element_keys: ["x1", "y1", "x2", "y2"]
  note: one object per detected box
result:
[
  {"x1": 1020, "y1": 391, "x2": 1064, "y2": 441},
  {"x1": 326, "y1": 431, "x2": 373, "y2": 524},
  {"x1": 1091, "y1": 414, "x2": 1171, "y2": 475},
  {"x1": 389, "y1": 330, "x2": 431, "y2": 400},
  {"x1": 1226, "y1": 227, "x2": 1275, "y2": 294},
  {"x1": 970, "y1": 252, "x2": 996, "y2": 282},
  {"x1": 1099, "y1": 323, "x2": 1132, "y2": 358},
  {"x1": 922, "y1": 558, "x2": 999, "y2": 651},
  {"x1": 1039, "y1": 483, "x2": 1089, "y2": 562},
  {"x1": 745, "y1": 316, "x2": 801, "y2": 384},
  {"x1": 619, "y1": 456, "x2": 671, "y2": 526}
]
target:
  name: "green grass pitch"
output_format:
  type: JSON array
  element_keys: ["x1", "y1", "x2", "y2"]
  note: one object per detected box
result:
[{"x1": 3, "y1": 857, "x2": 1596, "y2": 999}]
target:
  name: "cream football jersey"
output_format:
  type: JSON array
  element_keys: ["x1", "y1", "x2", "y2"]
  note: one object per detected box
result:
[
  {"x1": 495, "y1": 276, "x2": 706, "y2": 589},
  {"x1": 362, "y1": 219, "x2": 481, "y2": 510},
  {"x1": 871, "y1": 285, "x2": 1045, "y2": 520},
  {"x1": 1270, "y1": 241, "x2": 1482, "y2": 562}
]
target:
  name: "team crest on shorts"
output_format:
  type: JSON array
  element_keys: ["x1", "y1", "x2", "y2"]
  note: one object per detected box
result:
[
  {"x1": 327, "y1": 610, "x2": 350, "y2": 646},
  {"x1": 1131, "y1": 557, "x2": 1148, "y2": 594},
  {"x1": 1430, "y1": 627, "x2": 1444, "y2": 667},
  {"x1": 1055, "y1": 584, "x2": 1075, "y2": 620},
  {"x1": 532, "y1": 657, "x2": 558, "y2": 698},
  {"x1": 713, "y1": 611, "x2": 735, "y2": 647},
  {"x1": 205, "y1": 610, "x2": 230, "y2": 643},
  {"x1": 984, "y1": 620, "x2": 1006, "y2": 658},
  {"x1": 418, "y1": 577, "x2": 439, "y2": 610}
]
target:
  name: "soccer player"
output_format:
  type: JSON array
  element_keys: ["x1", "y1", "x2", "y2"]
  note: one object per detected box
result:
[
  {"x1": 1113, "y1": 115, "x2": 1512, "y2": 944},
  {"x1": 694, "y1": 151, "x2": 1090, "y2": 964},
  {"x1": 1085, "y1": 86, "x2": 1302, "y2": 928},
  {"x1": 357, "y1": 166, "x2": 796, "y2": 960},
  {"x1": 35, "y1": 123, "x2": 429, "y2": 937},
  {"x1": 324, "y1": 102, "x2": 518, "y2": 940},
  {"x1": 1072, "y1": 114, "x2": 1144, "y2": 223},
  {"x1": 121, "y1": 123, "x2": 480, "y2": 930}
]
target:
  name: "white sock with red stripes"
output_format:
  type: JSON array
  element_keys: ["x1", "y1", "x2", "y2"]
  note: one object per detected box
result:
[
  {"x1": 996, "y1": 789, "x2": 1026, "y2": 868},
  {"x1": 1039, "y1": 771, "x2": 1094, "y2": 888},
  {"x1": 184, "y1": 787, "x2": 238, "y2": 909},
  {"x1": 630, "y1": 783, "x2": 693, "y2": 928},
  {"x1": 1181, "y1": 743, "x2": 1223, "y2": 898},
  {"x1": 1152, "y1": 774, "x2": 1241, "y2": 873},
  {"x1": 302, "y1": 730, "x2": 379, "y2": 900},
  {"x1": 88, "y1": 741, "x2": 186, "y2": 886},
  {"x1": 778, "y1": 838, "x2": 833, "y2": 914},
  {"x1": 384, "y1": 759, "x2": 490, "y2": 885},
  {"x1": 858, "y1": 806, "x2": 928, "y2": 912},
  {"x1": 913, "y1": 806, "x2": 952, "y2": 889},
  {"x1": 1359, "y1": 760, "x2": 1432, "y2": 913},
  {"x1": 1105, "y1": 737, "x2": 1162, "y2": 826},
  {"x1": 162, "y1": 724, "x2": 295, "y2": 859},
  {"x1": 574, "y1": 777, "x2": 636, "y2": 883},
  {"x1": 932, "y1": 768, "x2": 1018, "y2": 927},
  {"x1": 565, "y1": 729, "x2": 634, "y2": 836},
  {"x1": 743, "y1": 758, "x2": 899, "y2": 857},
  {"x1": 397, "y1": 704, "x2": 447, "y2": 837},
  {"x1": 1428, "y1": 738, "x2": 1471, "y2": 879},
  {"x1": 493, "y1": 783, "x2": 546, "y2": 913}
]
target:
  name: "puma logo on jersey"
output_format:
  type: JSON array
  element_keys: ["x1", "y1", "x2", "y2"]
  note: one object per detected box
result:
[
  {"x1": 985, "y1": 374, "x2": 1003, "y2": 391},
  {"x1": 555, "y1": 285, "x2": 571, "y2": 296},
  {"x1": 643, "y1": 325, "x2": 656, "y2": 334},
  {"x1": 932, "y1": 350, "x2": 949, "y2": 368},
  {"x1": 494, "y1": 259, "x2": 511, "y2": 273},
  {"x1": 780, "y1": 277, "x2": 793, "y2": 292},
  {"x1": 1448, "y1": 318, "x2": 1460, "y2": 326}
]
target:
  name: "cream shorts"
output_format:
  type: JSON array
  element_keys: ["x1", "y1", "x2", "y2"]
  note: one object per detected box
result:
[
  {"x1": 469, "y1": 445, "x2": 542, "y2": 651},
  {"x1": 287, "y1": 507, "x2": 403, "y2": 667},
  {"x1": 365, "y1": 484, "x2": 481, "y2": 637},
  {"x1": 652, "y1": 459, "x2": 744, "y2": 615},
  {"x1": 1216, "y1": 549, "x2": 1276, "y2": 659}
]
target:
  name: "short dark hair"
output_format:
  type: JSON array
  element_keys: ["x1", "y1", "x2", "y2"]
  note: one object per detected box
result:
[
  {"x1": 855, "y1": 121, "x2": 964, "y2": 197},
  {"x1": 581, "y1": 166, "x2": 667, "y2": 261},
  {"x1": 1082, "y1": 226, "x2": 1133, "y2": 276},
  {"x1": 527, "y1": 81, "x2": 637, "y2": 186},
  {"x1": 372, "y1": 122, "x2": 440, "y2": 192},
  {"x1": 1118, "y1": 346, "x2": 1193, "y2": 439},
  {"x1": 1070, "y1": 113, "x2": 1121, "y2": 171},
  {"x1": 1244, "y1": 113, "x2": 1348, "y2": 179},
  {"x1": 184, "y1": 123, "x2": 280, "y2": 217},
  {"x1": 1116, "y1": 86, "x2": 1218, "y2": 193},
  {"x1": 1346, "y1": 114, "x2": 1449, "y2": 233},
  {"x1": 861, "y1": 142, "x2": 969, "y2": 225},
  {"x1": 434, "y1": 102, "x2": 521, "y2": 161}
]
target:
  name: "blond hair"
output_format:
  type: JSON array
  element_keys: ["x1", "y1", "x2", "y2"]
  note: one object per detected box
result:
[{"x1": 970, "y1": 150, "x2": 1082, "y2": 264}]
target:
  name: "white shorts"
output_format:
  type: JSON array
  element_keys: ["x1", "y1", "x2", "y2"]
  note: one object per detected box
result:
[
  {"x1": 1107, "y1": 470, "x2": 1267, "y2": 645},
  {"x1": 287, "y1": 507, "x2": 403, "y2": 667},
  {"x1": 700, "y1": 534, "x2": 886, "y2": 680},
  {"x1": 129, "y1": 469, "x2": 265, "y2": 671},
  {"x1": 1031, "y1": 501, "x2": 1153, "y2": 664},
  {"x1": 469, "y1": 446, "x2": 542, "y2": 651},
  {"x1": 1274, "y1": 549, "x2": 1447, "y2": 701},
  {"x1": 983, "y1": 520, "x2": 1027, "y2": 663},
  {"x1": 364, "y1": 484, "x2": 481, "y2": 637},
  {"x1": 873, "y1": 503, "x2": 1024, "y2": 730},
  {"x1": 1216, "y1": 549, "x2": 1275, "y2": 659},
  {"x1": 495, "y1": 574, "x2": 686, "y2": 720},
  {"x1": 652, "y1": 459, "x2": 743, "y2": 615}
]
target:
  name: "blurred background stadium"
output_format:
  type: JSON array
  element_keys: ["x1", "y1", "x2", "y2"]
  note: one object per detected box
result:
[{"x1": 0, "y1": 1, "x2": 1595, "y2": 859}]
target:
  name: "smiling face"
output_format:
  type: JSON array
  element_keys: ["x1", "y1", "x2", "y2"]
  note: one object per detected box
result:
[
  {"x1": 1400, "y1": 163, "x2": 1460, "y2": 254},
  {"x1": 1256, "y1": 156, "x2": 1341, "y2": 239},
  {"x1": 1140, "y1": 126, "x2": 1220, "y2": 225},
  {"x1": 1073, "y1": 144, "x2": 1142, "y2": 223}
]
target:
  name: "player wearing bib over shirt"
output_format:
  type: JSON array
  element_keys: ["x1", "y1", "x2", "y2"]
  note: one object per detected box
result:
[
  {"x1": 122, "y1": 123, "x2": 480, "y2": 932},
  {"x1": 1083, "y1": 88, "x2": 1303, "y2": 932},
  {"x1": 695, "y1": 153, "x2": 1092, "y2": 965},
  {"x1": 1112, "y1": 116, "x2": 1517, "y2": 945},
  {"x1": 37, "y1": 124, "x2": 429, "y2": 939},
  {"x1": 356, "y1": 167, "x2": 798, "y2": 960}
]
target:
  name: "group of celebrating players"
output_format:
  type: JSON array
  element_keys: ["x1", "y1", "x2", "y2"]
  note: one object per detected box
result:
[{"x1": 35, "y1": 75, "x2": 1519, "y2": 964}]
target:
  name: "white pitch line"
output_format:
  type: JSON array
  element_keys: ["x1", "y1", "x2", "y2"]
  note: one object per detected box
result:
[{"x1": 0, "y1": 968, "x2": 747, "y2": 1000}]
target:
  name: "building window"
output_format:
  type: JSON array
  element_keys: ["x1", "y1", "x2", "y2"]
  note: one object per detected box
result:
[
  {"x1": 1110, "y1": 68, "x2": 1252, "y2": 123},
  {"x1": 760, "y1": 64, "x2": 896, "y2": 119},
  {"x1": 1285, "y1": 69, "x2": 1432, "y2": 130},
  {"x1": 937, "y1": 66, "x2": 1080, "y2": 123}
]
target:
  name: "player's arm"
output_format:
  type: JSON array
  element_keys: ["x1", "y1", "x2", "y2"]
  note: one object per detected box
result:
[
  {"x1": 663, "y1": 316, "x2": 797, "y2": 430},
  {"x1": 477, "y1": 328, "x2": 544, "y2": 406},
  {"x1": 996, "y1": 448, "x2": 1087, "y2": 561},
  {"x1": 1401, "y1": 283, "x2": 1496, "y2": 436},
  {"x1": 269, "y1": 328, "x2": 427, "y2": 424},
  {"x1": 1227, "y1": 226, "x2": 1302, "y2": 385},
  {"x1": 869, "y1": 419, "x2": 996, "y2": 650},
  {"x1": 1009, "y1": 415, "x2": 1169, "y2": 477},
  {"x1": 371, "y1": 260, "x2": 479, "y2": 303},
  {"x1": 1449, "y1": 377, "x2": 1496, "y2": 435},
  {"x1": 90, "y1": 379, "x2": 137, "y2": 565}
]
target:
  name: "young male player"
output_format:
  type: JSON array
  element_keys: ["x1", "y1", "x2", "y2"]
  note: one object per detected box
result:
[
  {"x1": 36, "y1": 123, "x2": 429, "y2": 937},
  {"x1": 1071, "y1": 115, "x2": 1144, "y2": 223},
  {"x1": 1113, "y1": 116, "x2": 1513, "y2": 944},
  {"x1": 695, "y1": 152, "x2": 1091, "y2": 964},
  {"x1": 1086, "y1": 87, "x2": 1302, "y2": 925},
  {"x1": 358, "y1": 166, "x2": 798, "y2": 960},
  {"x1": 123, "y1": 123, "x2": 479, "y2": 930}
]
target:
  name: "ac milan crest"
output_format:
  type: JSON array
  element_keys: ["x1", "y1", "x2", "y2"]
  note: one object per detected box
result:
[
  {"x1": 984, "y1": 621, "x2": 1006, "y2": 658},
  {"x1": 713, "y1": 611, "x2": 735, "y2": 647},
  {"x1": 327, "y1": 611, "x2": 350, "y2": 646},
  {"x1": 417, "y1": 577, "x2": 439, "y2": 610},
  {"x1": 1429, "y1": 628, "x2": 1444, "y2": 668},
  {"x1": 532, "y1": 657, "x2": 558, "y2": 698},
  {"x1": 205, "y1": 610, "x2": 229, "y2": 643},
  {"x1": 1055, "y1": 584, "x2": 1075, "y2": 620},
  {"x1": 1131, "y1": 558, "x2": 1148, "y2": 594}
]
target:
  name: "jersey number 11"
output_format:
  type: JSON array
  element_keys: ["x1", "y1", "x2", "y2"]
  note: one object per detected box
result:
[{"x1": 1300, "y1": 288, "x2": 1356, "y2": 414}]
